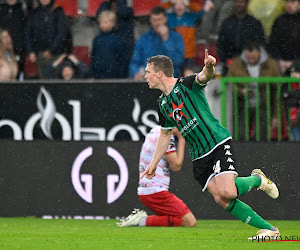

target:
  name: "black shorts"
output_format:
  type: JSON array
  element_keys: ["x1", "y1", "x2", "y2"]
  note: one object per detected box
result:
[{"x1": 193, "y1": 139, "x2": 238, "y2": 192}]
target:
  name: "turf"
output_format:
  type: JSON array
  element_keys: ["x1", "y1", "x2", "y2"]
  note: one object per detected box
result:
[{"x1": 0, "y1": 218, "x2": 299, "y2": 249}]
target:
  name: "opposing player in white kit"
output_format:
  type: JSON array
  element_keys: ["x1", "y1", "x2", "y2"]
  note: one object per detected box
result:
[{"x1": 117, "y1": 126, "x2": 196, "y2": 227}]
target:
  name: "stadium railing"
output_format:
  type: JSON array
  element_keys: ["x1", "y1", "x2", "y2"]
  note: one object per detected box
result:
[{"x1": 220, "y1": 77, "x2": 300, "y2": 142}]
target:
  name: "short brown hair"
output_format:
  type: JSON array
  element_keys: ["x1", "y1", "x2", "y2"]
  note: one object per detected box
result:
[
  {"x1": 151, "y1": 6, "x2": 166, "y2": 16},
  {"x1": 147, "y1": 55, "x2": 174, "y2": 77}
]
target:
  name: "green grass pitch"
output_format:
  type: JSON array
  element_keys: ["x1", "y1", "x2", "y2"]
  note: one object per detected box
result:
[{"x1": 0, "y1": 218, "x2": 299, "y2": 249}]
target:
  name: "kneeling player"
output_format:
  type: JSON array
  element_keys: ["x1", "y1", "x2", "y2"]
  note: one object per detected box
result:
[{"x1": 117, "y1": 126, "x2": 196, "y2": 227}]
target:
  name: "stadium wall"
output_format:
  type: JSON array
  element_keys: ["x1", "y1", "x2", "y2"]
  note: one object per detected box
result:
[
  {"x1": 0, "y1": 80, "x2": 224, "y2": 141},
  {"x1": 0, "y1": 81, "x2": 298, "y2": 220},
  {"x1": 0, "y1": 81, "x2": 160, "y2": 141},
  {"x1": 0, "y1": 141, "x2": 299, "y2": 220}
]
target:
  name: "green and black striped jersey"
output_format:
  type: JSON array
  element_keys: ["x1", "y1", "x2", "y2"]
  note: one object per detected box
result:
[{"x1": 158, "y1": 74, "x2": 231, "y2": 160}]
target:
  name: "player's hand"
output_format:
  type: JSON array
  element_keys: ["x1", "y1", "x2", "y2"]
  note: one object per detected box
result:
[
  {"x1": 53, "y1": 53, "x2": 67, "y2": 67},
  {"x1": 279, "y1": 60, "x2": 293, "y2": 74},
  {"x1": 204, "y1": 49, "x2": 216, "y2": 68},
  {"x1": 68, "y1": 54, "x2": 79, "y2": 64},
  {"x1": 141, "y1": 164, "x2": 157, "y2": 179},
  {"x1": 156, "y1": 25, "x2": 169, "y2": 41},
  {"x1": 172, "y1": 128, "x2": 183, "y2": 140}
]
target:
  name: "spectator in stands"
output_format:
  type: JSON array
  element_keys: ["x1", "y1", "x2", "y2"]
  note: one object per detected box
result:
[
  {"x1": 0, "y1": 0, "x2": 27, "y2": 79},
  {"x1": 227, "y1": 40, "x2": 281, "y2": 141},
  {"x1": 44, "y1": 53, "x2": 89, "y2": 80},
  {"x1": 247, "y1": 0, "x2": 286, "y2": 40},
  {"x1": 96, "y1": 0, "x2": 134, "y2": 78},
  {"x1": 284, "y1": 60, "x2": 300, "y2": 141},
  {"x1": 24, "y1": 0, "x2": 71, "y2": 79},
  {"x1": 161, "y1": 0, "x2": 214, "y2": 64},
  {"x1": 268, "y1": 0, "x2": 300, "y2": 75},
  {"x1": 0, "y1": 29, "x2": 18, "y2": 81},
  {"x1": 129, "y1": 6, "x2": 184, "y2": 80},
  {"x1": 91, "y1": 10, "x2": 126, "y2": 79},
  {"x1": 198, "y1": 0, "x2": 234, "y2": 42},
  {"x1": 217, "y1": 0, "x2": 265, "y2": 76}
]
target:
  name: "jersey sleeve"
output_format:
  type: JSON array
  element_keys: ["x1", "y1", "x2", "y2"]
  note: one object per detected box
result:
[
  {"x1": 165, "y1": 135, "x2": 176, "y2": 154},
  {"x1": 181, "y1": 74, "x2": 208, "y2": 90},
  {"x1": 158, "y1": 105, "x2": 176, "y2": 129}
]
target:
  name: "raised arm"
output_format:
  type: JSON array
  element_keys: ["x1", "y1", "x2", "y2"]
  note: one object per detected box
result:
[
  {"x1": 165, "y1": 128, "x2": 186, "y2": 172},
  {"x1": 196, "y1": 49, "x2": 216, "y2": 83},
  {"x1": 141, "y1": 128, "x2": 173, "y2": 179}
]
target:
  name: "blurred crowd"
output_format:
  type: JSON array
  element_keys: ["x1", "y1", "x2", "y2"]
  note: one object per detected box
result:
[
  {"x1": 1, "y1": 0, "x2": 299, "y2": 81},
  {"x1": 1, "y1": 0, "x2": 300, "y2": 140}
]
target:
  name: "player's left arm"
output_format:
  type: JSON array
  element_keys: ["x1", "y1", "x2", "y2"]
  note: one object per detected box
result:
[{"x1": 195, "y1": 49, "x2": 216, "y2": 84}]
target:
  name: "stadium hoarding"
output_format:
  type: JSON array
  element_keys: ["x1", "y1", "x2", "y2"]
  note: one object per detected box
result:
[
  {"x1": 0, "y1": 141, "x2": 299, "y2": 220},
  {"x1": 0, "y1": 81, "x2": 160, "y2": 141}
]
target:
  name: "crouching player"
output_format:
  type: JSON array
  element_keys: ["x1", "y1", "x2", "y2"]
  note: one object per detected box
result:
[{"x1": 117, "y1": 126, "x2": 196, "y2": 227}]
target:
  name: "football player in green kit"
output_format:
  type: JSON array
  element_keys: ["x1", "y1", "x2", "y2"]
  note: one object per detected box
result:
[{"x1": 141, "y1": 49, "x2": 280, "y2": 240}]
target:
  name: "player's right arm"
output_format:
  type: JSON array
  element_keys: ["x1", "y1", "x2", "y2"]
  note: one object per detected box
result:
[
  {"x1": 141, "y1": 128, "x2": 172, "y2": 179},
  {"x1": 165, "y1": 128, "x2": 185, "y2": 172},
  {"x1": 195, "y1": 49, "x2": 216, "y2": 84}
]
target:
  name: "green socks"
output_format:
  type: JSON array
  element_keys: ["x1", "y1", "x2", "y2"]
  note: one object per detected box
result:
[
  {"x1": 235, "y1": 176, "x2": 261, "y2": 196},
  {"x1": 226, "y1": 199, "x2": 273, "y2": 230},
  {"x1": 225, "y1": 176, "x2": 275, "y2": 230}
]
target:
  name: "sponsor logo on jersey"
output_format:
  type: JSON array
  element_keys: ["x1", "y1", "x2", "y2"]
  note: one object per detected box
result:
[
  {"x1": 169, "y1": 102, "x2": 189, "y2": 123},
  {"x1": 179, "y1": 117, "x2": 198, "y2": 134}
]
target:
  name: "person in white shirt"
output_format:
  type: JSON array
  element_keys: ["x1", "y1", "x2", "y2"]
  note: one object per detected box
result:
[{"x1": 117, "y1": 126, "x2": 196, "y2": 227}]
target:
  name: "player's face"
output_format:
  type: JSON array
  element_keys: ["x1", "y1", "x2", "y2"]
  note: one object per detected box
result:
[
  {"x1": 6, "y1": 0, "x2": 17, "y2": 5},
  {"x1": 286, "y1": 0, "x2": 300, "y2": 14},
  {"x1": 40, "y1": 0, "x2": 51, "y2": 6},
  {"x1": 62, "y1": 66, "x2": 74, "y2": 80},
  {"x1": 174, "y1": 0, "x2": 186, "y2": 17},
  {"x1": 150, "y1": 13, "x2": 167, "y2": 32},
  {"x1": 245, "y1": 48, "x2": 260, "y2": 65},
  {"x1": 144, "y1": 63, "x2": 160, "y2": 89},
  {"x1": 99, "y1": 17, "x2": 115, "y2": 32},
  {"x1": 234, "y1": 0, "x2": 248, "y2": 15},
  {"x1": 0, "y1": 31, "x2": 13, "y2": 50}
]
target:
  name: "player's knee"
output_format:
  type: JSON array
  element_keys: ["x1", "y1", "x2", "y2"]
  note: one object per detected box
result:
[
  {"x1": 182, "y1": 218, "x2": 197, "y2": 227},
  {"x1": 213, "y1": 193, "x2": 233, "y2": 208},
  {"x1": 213, "y1": 194, "x2": 223, "y2": 205},
  {"x1": 181, "y1": 213, "x2": 197, "y2": 227},
  {"x1": 219, "y1": 189, "x2": 237, "y2": 200},
  {"x1": 190, "y1": 218, "x2": 197, "y2": 227},
  {"x1": 188, "y1": 217, "x2": 197, "y2": 227}
]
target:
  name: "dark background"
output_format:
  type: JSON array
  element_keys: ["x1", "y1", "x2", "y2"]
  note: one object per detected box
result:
[
  {"x1": 0, "y1": 141, "x2": 299, "y2": 220},
  {"x1": 0, "y1": 81, "x2": 160, "y2": 140}
]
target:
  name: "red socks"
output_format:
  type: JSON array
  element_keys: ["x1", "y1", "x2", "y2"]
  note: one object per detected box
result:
[{"x1": 146, "y1": 215, "x2": 182, "y2": 227}]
